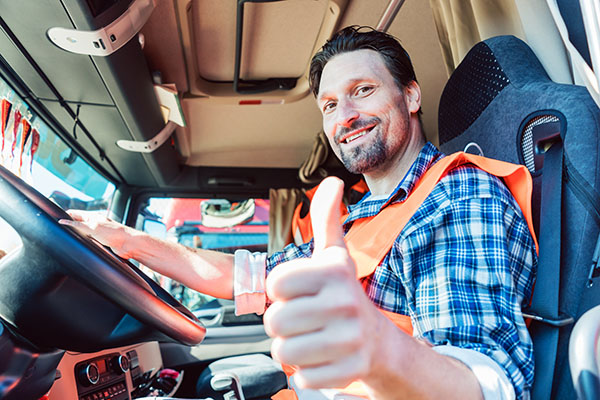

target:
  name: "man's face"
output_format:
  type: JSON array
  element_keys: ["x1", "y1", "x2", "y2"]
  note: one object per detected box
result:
[{"x1": 317, "y1": 49, "x2": 412, "y2": 175}]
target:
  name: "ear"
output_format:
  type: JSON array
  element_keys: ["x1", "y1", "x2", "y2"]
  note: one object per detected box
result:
[{"x1": 404, "y1": 81, "x2": 421, "y2": 115}]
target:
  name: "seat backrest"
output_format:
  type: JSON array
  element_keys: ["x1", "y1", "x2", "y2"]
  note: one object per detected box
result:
[{"x1": 438, "y1": 35, "x2": 600, "y2": 399}]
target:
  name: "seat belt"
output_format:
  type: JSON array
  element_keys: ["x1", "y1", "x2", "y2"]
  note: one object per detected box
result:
[{"x1": 529, "y1": 141, "x2": 566, "y2": 399}]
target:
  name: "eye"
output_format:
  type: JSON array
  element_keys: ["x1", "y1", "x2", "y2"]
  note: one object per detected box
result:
[
  {"x1": 322, "y1": 101, "x2": 337, "y2": 113},
  {"x1": 354, "y1": 85, "x2": 374, "y2": 97}
]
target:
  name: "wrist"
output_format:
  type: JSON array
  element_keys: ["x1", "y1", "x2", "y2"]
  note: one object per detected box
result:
[
  {"x1": 362, "y1": 311, "x2": 414, "y2": 395},
  {"x1": 113, "y1": 225, "x2": 141, "y2": 259}
]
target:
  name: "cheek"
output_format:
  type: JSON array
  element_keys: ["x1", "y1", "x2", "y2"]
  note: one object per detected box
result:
[
  {"x1": 323, "y1": 121, "x2": 337, "y2": 144},
  {"x1": 326, "y1": 133, "x2": 342, "y2": 157}
]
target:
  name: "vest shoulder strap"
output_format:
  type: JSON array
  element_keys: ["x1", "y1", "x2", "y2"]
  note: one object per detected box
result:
[{"x1": 346, "y1": 152, "x2": 537, "y2": 279}]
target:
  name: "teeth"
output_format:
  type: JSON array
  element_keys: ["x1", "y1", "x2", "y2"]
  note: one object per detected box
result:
[{"x1": 345, "y1": 130, "x2": 367, "y2": 143}]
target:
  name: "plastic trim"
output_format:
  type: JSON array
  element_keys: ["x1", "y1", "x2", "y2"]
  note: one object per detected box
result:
[{"x1": 47, "y1": 0, "x2": 155, "y2": 56}]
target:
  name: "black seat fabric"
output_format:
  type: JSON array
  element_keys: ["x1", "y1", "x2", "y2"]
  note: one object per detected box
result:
[
  {"x1": 196, "y1": 353, "x2": 287, "y2": 400},
  {"x1": 439, "y1": 35, "x2": 600, "y2": 399}
]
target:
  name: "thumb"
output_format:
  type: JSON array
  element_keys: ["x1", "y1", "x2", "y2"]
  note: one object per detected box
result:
[{"x1": 311, "y1": 177, "x2": 346, "y2": 252}]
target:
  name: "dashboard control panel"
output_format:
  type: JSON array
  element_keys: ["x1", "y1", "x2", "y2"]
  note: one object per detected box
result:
[{"x1": 75, "y1": 352, "x2": 132, "y2": 400}]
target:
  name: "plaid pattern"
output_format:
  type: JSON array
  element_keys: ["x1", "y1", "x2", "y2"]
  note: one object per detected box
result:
[{"x1": 267, "y1": 142, "x2": 537, "y2": 399}]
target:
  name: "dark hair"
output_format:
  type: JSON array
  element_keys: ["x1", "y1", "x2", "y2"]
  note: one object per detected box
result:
[{"x1": 309, "y1": 26, "x2": 418, "y2": 98}]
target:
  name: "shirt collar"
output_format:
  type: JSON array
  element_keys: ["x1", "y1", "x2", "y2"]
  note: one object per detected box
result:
[{"x1": 345, "y1": 142, "x2": 444, "y2": 224}]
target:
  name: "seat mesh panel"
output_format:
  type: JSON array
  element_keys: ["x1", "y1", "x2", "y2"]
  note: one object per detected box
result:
[
  {"x1": 520, "y1": 115, "x2": 560, "y2": 174},
  {"x1": 439, "y1": 42, "x2": 510, "y2": 145}
]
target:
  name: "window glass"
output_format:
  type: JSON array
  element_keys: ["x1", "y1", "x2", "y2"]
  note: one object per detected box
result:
[
  {"x1": 139, "y1": 197, "x2": 269, "y2": 312},
  {"x1": 0, "y1": 77, "x2": 115, "y2": 211}
]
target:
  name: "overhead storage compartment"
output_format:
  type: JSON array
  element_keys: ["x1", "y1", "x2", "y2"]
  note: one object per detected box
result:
[
  {"x1": 0, "y1": 0, "x2": 182, "y2": 187},
  {"x1": 175, "y1": 0, "x2": 348, "y2": 100}
]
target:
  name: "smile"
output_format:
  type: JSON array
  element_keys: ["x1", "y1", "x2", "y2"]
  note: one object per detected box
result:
[{"x1": 341, "y1": 126, "x2": 375, "y2": 144}]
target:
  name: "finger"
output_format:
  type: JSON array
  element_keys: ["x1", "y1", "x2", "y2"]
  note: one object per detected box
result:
[
  {"x1": 57, "y1": 219, "x2": 94, "y2": 236},
  {"x1": 270, "y1": 320, "x2": 361, "y2": 368},
  {"x1": 65, "y1": 209, "x2": 87, "y2": 221},
  {"x1": 292, "y1": 353, "x2": 369, "y2": 389},
  {"x1": 266, "y1": 247, "x2": 350, "y2": 301},
  {"x1": 310, "y1": 177, "x2": 345, "y2": 252},
  {"x1": 66, "y1": 210, "x2": 83, "y2": 221},
  {"x1": 264, "y1": 292, "x2": 354, "y2": 338},
  {"x1": 58, "y1": 218, "x2": 84, "y2": 229}
]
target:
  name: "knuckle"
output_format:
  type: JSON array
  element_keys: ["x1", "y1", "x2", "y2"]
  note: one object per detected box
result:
[
  {"x1": 337, "y1": 321, "x2": 362, "y2": 349},
  {"x1": 263, "y1": 302, "x2": 284, "y2": 336},
  {"x1": 270, "y1": 337, "x2": 284, "y2": 362},
  {"x1": 326, "y1": 289, "x2": 360, "y2": 316},
  {"x1": 295, "y1": 370, "x2": 322, "y2": 389},
  {"x1": 272, "y1": 337, "x2": 297, "y2": 365}
]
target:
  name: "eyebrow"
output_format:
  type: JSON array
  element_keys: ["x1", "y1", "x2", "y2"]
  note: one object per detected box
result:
[
  {"x1": 317, "y1": 77, "x2": 376, "y2": 104},
  {"x1": 317, "y1": 93, "x2": 331, "y2": 105}
]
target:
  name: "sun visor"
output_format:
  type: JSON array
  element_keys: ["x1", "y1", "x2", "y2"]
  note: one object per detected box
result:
[{"x1": 178, "y1": 0, "x2": 348, "y2": 102}]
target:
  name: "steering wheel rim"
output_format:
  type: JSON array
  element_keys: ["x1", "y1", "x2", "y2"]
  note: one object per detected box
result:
[{"x1": 0, "y1": 164, "x2": 205, "y2": 348}]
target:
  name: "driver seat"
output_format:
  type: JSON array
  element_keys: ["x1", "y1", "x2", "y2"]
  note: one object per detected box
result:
[{"x1": 438, "y1": 35, "x2": 600, "y2": 399}]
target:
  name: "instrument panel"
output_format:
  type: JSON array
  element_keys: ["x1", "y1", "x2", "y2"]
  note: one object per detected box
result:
[{"x1": 48, "y1": 342, "x2": 162, "y2": 400}]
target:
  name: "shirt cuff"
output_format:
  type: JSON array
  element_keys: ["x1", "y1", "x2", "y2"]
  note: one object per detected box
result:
[
  {"x1": 233, "y1": 249, "x2": 267, "y2": 316},
  {"x1": 432, "y1": 345, "x2": 516, "y2": 400}
]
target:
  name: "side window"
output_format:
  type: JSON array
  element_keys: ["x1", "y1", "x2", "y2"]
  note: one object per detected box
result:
[
  {"x1": 0, "y1": 76, "x2": 115, "y2": 257},
  {"x1": 137, "y1": 197, "x2": 269, "y2": 315}
]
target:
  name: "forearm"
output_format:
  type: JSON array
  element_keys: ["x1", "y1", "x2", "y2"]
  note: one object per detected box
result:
[
  {"x1": 122, "y1": 227, "x2": 235, "y2": 299},
  {"x1": 363, "y1": 314, "x2": 483, "y2": 400}
]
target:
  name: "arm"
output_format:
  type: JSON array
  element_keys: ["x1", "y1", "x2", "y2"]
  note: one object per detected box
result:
[
  {"x1": 364, "y1": 314, "x2": 484, "y2": 400},
  {"x1": 59, "y1": 211, "x2": 235, "y2": 299}
]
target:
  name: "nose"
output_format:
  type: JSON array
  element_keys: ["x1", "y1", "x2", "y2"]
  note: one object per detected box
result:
[{"x1": 336, "y1": 99, "x2": 359, "y2": 128}]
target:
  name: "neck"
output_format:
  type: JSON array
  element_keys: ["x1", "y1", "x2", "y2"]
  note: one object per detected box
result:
[{"x1": 363, "y1": 117, "x2": 425, "y2": 197}]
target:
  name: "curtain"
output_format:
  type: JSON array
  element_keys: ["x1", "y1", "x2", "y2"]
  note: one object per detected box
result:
[
  {"x1": 429, "y1": 0, "x2": 525, "y2": 74},
  {"x1": 268, "y1": 188, "x2": 303, "y2": 255}
]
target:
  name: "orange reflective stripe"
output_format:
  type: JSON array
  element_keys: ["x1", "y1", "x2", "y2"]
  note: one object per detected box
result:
[{"x1": 346, "y1": 152, "x2": 538, "y2": 279}]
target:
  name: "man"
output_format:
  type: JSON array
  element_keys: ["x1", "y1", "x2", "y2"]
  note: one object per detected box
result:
[{"x1": 61, "y1": 26, "x2": 537, "y2": 400}]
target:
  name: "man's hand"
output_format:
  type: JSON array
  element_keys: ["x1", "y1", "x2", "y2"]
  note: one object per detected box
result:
[
  {"x1": 264, "y1": 177, "x2": 386, "y2": 389},
  {"x1": 58, "y1": 210, "x2": 134, "y2": 259}
]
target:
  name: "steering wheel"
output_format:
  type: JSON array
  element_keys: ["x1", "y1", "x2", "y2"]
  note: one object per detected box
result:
[{"x1": 0, "y1": 165, "x2": 205, "y2": 352}]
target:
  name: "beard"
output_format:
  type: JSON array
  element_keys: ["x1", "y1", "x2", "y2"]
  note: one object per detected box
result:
[
  {"x1": 339, "y1": 135, "x2": 388, "y2": 174},
  {"x1": 334, "y1": 117, "x2": 388, "y2": 174}
]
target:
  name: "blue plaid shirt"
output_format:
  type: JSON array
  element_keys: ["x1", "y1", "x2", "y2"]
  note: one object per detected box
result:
[{"x1": 267, "y1": 142, "x2": 537, "y2": 399}]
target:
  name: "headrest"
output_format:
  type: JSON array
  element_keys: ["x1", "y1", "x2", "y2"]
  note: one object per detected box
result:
[{"x1": 438, "y1": 35, "x2": 596, "y2": 173}]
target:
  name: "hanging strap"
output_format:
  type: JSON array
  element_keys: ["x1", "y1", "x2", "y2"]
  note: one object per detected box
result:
[
  {"x1": 345, "y1": 152, "x2": 537, "y2": 279},
  {"x1": 529, "y1": 141, "x2": 564, "y2": 400}
]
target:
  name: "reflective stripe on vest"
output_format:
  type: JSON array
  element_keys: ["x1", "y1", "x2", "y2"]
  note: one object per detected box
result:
[{"x1": 273, "y1": 152, "x2": 536, "y2": 400}]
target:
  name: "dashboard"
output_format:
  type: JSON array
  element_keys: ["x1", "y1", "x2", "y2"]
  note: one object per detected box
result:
[{"x1": 47, "y1": 342, "x2": 164, "y2": 400}]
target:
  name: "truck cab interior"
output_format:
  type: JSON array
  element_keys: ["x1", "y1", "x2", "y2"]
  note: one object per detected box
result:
[{"x1": 0, "y1": 1, "x2": 599, "y2": 399}]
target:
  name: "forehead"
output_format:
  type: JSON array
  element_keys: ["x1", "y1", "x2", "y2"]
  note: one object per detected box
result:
[{"x1": 318, "y1": 49, "x2": 393, "y2": 98}]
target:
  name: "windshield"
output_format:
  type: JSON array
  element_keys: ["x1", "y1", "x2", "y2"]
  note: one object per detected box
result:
[
  {"x1": 0, "y1": 75, "x2": 115, "y2": 257},
  {"x1": 138, "y1": 197, "x2": 269, "y2": 312},
  {"x1": 0, "y1": 77, "x2": 115, "y2": 210}
]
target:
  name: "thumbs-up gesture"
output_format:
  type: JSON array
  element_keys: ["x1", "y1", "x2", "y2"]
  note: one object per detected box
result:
[{"x1": 264, "y1": 177, "x2": 388, "y2": 389}]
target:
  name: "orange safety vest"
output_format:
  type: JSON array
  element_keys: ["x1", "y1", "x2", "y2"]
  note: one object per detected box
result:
[{"x1": 273, "y1": 152, "x2": 537, "y2": 400}]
